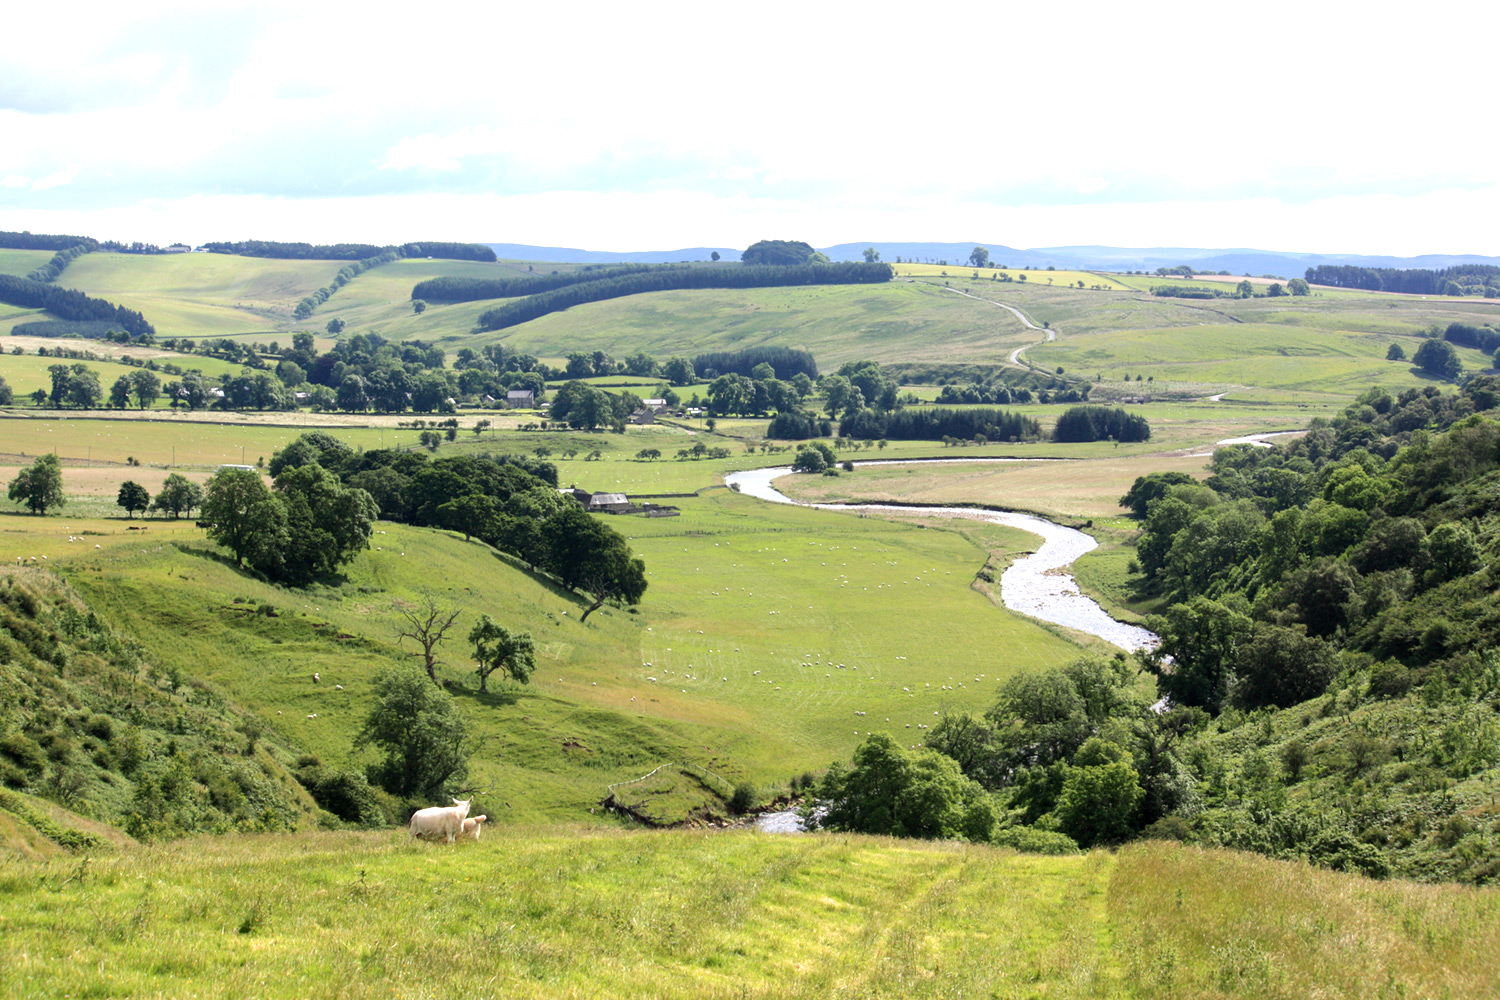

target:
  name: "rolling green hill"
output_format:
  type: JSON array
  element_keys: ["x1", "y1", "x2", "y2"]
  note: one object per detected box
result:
[
  {"x1": 0, "y1": 250, "x2": 54, "y2": 278},
  {"x1": 60, "y1": 253, "x2": 347, "y2": 337}
]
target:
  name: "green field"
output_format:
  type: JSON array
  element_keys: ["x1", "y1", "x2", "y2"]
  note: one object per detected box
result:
[
  {"x1": 1, "y1": 831, "x2": 1493, "y2": 1000},
  {"x1": 60, "y1": 253, "x2": 347, "y2": 337},
  {"x1": 0, "y1": 350, "x2": 249, "y2": 401},
  {"x1": 0, "y1": 249, "x2": 54, "y2": 277}
]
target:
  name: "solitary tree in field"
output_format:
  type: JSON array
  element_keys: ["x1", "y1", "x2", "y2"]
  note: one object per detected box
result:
[
  {"x1": 863, "y1": 247, "x2": 881, "y2": 263},
  {"x1": 356, "y1": 666, "x2": 469, "y2": 798},
  {"x1": 412, "y1": 299, "x2": 427, "y2": 315},
  {"x1": 1387, "y1": 342, "x2": 1407, "y2": 361},
  {"x1": 469, "y1": 616, "x2": 536, "y2": 692},
  {"x1": 326, "y1": 318, "x2": 346, "y2": 335},
  {"x1": 710, "y1": 251, "x2": 721, "y2": 262},
  {"x1": 7, "y1": 454, "x2": 65, "y2": 515},
  {"x1": 116, "y1": 480, "x2": 151, "y2": 518},
  {"x1": 968, "y1": 246, "x2": 990, "y2": 268},
  {"x1": 394, "y1": 592, "x2": 463, "y2": 683}
]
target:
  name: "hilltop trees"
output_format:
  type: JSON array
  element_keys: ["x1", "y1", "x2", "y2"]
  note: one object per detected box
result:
[
  {"x1": 741, "y1": 239, "x2": 815, "y2": 266},
  {"x1": 7, "y1": 454, "x2": 65, "y2": 515}
]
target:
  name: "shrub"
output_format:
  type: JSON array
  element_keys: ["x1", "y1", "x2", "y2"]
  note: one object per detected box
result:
[
  {"x1": 992, "y1": 826, "x2": 1082, "y2": 855},
  {"x1": 729, "y1": 782, "x2": 756, "y2": 814}
]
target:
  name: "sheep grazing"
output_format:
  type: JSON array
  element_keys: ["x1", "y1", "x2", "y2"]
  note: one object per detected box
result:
[
  {"x1": 460, "y1": 815, "x2": 488, "y2": 840},
  {"x1": 313, "y1": 672, "x2": 321, "y2": 684},
  {"x1": 408, "y1": 797, "x2": 472, "y2": 843}
]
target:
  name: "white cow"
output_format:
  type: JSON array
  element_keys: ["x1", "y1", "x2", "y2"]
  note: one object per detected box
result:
[
  {"x1": 460, "y1": 815, "x2": 488, "y2": 840},
  {"x1": 407, "y1": 797, "x2": 472, "y2": 843}
]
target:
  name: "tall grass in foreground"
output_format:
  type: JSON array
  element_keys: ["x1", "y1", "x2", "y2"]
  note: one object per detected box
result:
[
  {"x1": 1111, "y1": 841, "x2": 1500, "y2": 999},
  {"x1": 2, "y1": 829, "x2": 1495, "y2": 999}
]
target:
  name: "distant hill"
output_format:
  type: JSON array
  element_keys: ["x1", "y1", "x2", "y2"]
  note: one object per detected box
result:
[
  {"x1": 485, "y1": 243, "x2": 738, "y2": 264},
  {"x1": 490, "y1": 240, "x2": 1500, "y2": 278}
]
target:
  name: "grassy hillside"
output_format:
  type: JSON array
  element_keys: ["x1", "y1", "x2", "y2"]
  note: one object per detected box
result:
[
  {"x1": 0, "y1": 350, "x2": 248, "y2": 401},
  {"x1": 0, "y1": 832, "x2": 1492, "y2": 999},
  {"x1": 20, "y1": 485, "x2": 1078, "y2": 824},
  {"x1": 453, "y1": 280, "x2": 1035, "y2": 369},
  {"x1": 60, "y1": 253, "x2": 346, "y2": 337},
  {"x1": 0, "y1": 250, "x2": 53, "y2": 278}
]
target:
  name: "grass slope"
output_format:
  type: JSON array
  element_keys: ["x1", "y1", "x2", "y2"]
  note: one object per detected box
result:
[
  {"x1": 0, "y1": 832, "x2": 1492, "y2": 999},
  {"x1": 60, "y1": 253, "x2": 346, "y2": 337},
  {"x1": 0, "y1": 250, "x2": 54, "y2": 278}
]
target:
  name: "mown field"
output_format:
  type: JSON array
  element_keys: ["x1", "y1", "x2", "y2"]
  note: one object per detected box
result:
[{"x1": 1, "y1": 832, "x2": 1494, "y2": 1000}]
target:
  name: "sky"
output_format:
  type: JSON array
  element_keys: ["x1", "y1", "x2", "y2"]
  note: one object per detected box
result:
[{"x1": 3, "y1": 1, "x2": 1498, "y2": 255}]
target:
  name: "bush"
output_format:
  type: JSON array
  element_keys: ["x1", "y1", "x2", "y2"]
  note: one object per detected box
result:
[
  {"x1": 729, "y1": 782, "x2": 756, "y2": 814},
  {"x1": 992, "y1": 826, "x2": 1082, "y2": 855}
]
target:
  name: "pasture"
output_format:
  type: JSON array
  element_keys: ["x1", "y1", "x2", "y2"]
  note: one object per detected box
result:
[
  {"x1": 0, "y1": 249, "x2": 54, "y2": 277},
  {"x1": 39, "y1": 488, "x2": 1074, "y2": 811},
  {"x1": 59, "y1": 252, "x2": 347, "y2": 337},
  {"x1": 1, "y1": 832, "x2": 1493, "y2": 1000},
  {"x1": 896, "y1": 261, "x2": 1134, "y2": 291},
  {"x1": 0, "y1": 349, "x2": 248, "y2": 400}
]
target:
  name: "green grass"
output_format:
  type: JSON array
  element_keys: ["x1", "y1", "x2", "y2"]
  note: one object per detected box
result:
[
  {"x1": 60, "y1": 253, "x2": 347, "y2": 337},
  {"x1": 466, "y1": 280, "x2": 1035, "y2": 369},
  {"x1": 0, "y1": 249, "x2": 54, "y2": 277},
  {"x1": 0, "y1": 351, "x2": 248, "y2": 399},
  {"x1": 4, "y1": 482, "x2": 1079, "y2": 823},
  {"x1": 1, "y1": 831, "x2": 1492, "y2": 999}
]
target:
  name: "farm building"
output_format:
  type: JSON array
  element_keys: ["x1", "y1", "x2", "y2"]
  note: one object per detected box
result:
[{"x1": 506, "y1": 390, "x2": 536, "y2": 408}]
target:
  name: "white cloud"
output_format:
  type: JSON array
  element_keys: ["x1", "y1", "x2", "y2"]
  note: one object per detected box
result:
[{"x1": 3, "y1": 2, "x2": 1499, "y2": 253}]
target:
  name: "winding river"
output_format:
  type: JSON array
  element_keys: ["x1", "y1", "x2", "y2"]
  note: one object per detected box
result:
[{"x1": 724, "y1": 463, "x2": 1159, "y2": 653}]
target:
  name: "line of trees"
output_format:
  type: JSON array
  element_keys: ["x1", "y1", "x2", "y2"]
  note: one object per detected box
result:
[
  {"x1": 1052, "y1": 405, "x2": 1152, "y2": 443},
  {"x1": 412, "y1": 263, "x2": 665, "y2": 303},
  {"x1": 693, "y1": 346, "x2": 818, "y2": 380},
  {"x1": 26, "y1": 243, "x2": 92, "y2": 283},
  {"x1": 199, "y1": 240, "x2": 496, "y2": 262},
  {"x1": 839, "y1": 406, "x2": 1041, "y2": 443},
  {"x1": 293, "y1": 250, "x2": 402, "y2": 320},
  {"x1": 269, "y1": 434, "x2": 644, "y2": 620},
  {"x1": 475, "y1": 262, "x2": 894, "y2": 332},
  {"x1": 1441, "y1": 322, "x2": 1500, "y2": 355},
  {"x1": 0, "y1": 274, "x2": 155, "y2": 338},
  {"x1": 1306, "y1": 263, "x2": 1500, "y2": 296},
  {"x1": 0, "y1": 231, "x2": 99, "y2": 252}
]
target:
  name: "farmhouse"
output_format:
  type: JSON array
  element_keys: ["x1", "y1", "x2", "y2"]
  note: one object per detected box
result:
[
  {"x1": 506, "y1": 389, "x2": 536, "y2": 408},
  {"x1": 628, "y1": 407, "x2": 656, "y2": 425}
]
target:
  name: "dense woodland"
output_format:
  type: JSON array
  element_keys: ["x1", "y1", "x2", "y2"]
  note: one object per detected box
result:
[
  {"x1": 0, "y1": 231, "x2": 98, "y2": 252},
  {"x1": 412, "y1": 264, "x2": 667, "y2": 303},
  {"x1": 1307, "y1": 263, "x2": 1500, "y2": 296},
  {"x1": 474, "y1": 262, "x2": 894, "y2": 332}
]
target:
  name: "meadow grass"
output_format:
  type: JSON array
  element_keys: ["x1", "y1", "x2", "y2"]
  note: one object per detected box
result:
[
  {"x1": 60, "y1": 253, "x2": 347, "y2": 337},
  {"x1": 0, "y1": 249, "x2": 54, "y2": 277},
  {"x1": 469, "y1": 281, "x2": 1035, "y2": 368},
  {"x1": 1110, "y1": 841, "x2": 1500, "y2": 999},
  {"x1": 0, "y1": 304, "x2": 50, "y2": 336},
  {"x1": 0, "y1": 828, "x2": 1125, "y2": 1000},
  {"x1": 1, "y1": 829, "x2": 1491, "y2": 999}
]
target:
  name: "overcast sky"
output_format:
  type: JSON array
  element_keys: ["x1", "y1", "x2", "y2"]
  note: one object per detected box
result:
[{"x1": 3, "y1": 1, "x2": 1497, "y2": 254}]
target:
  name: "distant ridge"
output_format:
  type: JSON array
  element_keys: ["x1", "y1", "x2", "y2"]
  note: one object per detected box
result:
[{"x1": 489, "y1": 241, "x2": 1500, "y2": 278}]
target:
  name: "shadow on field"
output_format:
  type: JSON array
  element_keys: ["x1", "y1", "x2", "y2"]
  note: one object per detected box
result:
[{"x1": 487, "y1": 547, "x2": 593, "y2": 617}]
